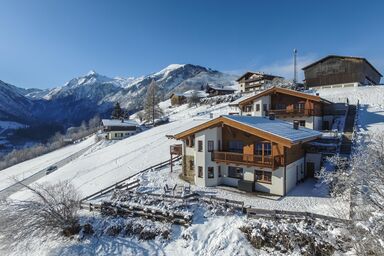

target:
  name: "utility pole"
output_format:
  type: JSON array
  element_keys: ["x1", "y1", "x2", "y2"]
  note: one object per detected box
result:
[{"x1": 293, "y1": 49, "x2": 298, "y2": 87}]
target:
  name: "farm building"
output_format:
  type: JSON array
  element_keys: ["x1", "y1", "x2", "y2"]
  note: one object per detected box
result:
[
  {"x1": 302, "y1": 55, "x2": 382, "y2": 89},
  {"x1": 205, "y1": 84, "x2": 237, "y2": 97}
]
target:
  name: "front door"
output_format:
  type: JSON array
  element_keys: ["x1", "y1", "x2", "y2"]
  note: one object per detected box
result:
[{"x1": 306, "y1": 162, "x2": 315, "y2": 178}]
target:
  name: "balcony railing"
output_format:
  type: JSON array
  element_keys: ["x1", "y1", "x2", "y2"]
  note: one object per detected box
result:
[
  {"x1": 212, "y1": 151, "x2": 283, "y2": 169},
  {"x1": 267, "y1": 108, "x2": 315, "y2": 116}
]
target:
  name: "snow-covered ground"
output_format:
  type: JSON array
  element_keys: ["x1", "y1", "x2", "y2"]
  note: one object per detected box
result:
[
  {"x1": 317, "y1": 85, "x2": 384, "y2": 134},
  {"x1": 0, "y1": 136, "x2": 95, "y2": 191},
  {"x1": 10, "y1": 103, "x2": 230, "y2": 200}
]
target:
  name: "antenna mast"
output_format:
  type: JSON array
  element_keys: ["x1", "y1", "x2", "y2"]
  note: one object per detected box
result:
[{"x1": 293, "y1": 49, "x2": 298, "y2": 87}]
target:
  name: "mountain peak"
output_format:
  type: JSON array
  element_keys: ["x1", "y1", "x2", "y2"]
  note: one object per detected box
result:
[{"x1": 87, "y1": 70, "x2": 98, "y2": 76}]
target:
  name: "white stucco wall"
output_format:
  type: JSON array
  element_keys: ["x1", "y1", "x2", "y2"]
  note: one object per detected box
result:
[
  {"x1": 194, "y1": 127, "x2": 222, "y2": 187},
  {"x1": 107, "y1": 130, "x2": 136, "y2": 140},
  {"x1": 285, "y1": 157, "x2": 305, "y2": 194}
]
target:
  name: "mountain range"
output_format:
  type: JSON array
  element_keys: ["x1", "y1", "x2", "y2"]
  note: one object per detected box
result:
[{"x1": 0, "y1": 64, "x2": 238, "y2": 128}]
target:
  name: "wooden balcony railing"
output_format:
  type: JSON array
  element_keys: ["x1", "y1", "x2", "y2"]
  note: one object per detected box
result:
[
  {"x1": 267, "y1": 108, "x2": 315, "y2": 116},
  {"x1": 211, "y1": 151, "x2": 283, "y2": 169}
]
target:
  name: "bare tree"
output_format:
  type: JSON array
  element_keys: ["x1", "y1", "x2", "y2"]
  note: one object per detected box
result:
[
  {"x1": 144, "y1": 80, "x2": 163, "y2": 124},
  {"x1": 320, "y1": 133, "x2": 384, "y2": 255},
  {"x1": 188, "y1": 91, "x2": 201, "y2": 107},
  {"x1": 0, "y1": 180, "x2": 81, "y2": 252}
]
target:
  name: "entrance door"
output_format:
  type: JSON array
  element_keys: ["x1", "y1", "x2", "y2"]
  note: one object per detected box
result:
[{"x1": 306, "y1": 162, "x2": 315, "y2": 178}]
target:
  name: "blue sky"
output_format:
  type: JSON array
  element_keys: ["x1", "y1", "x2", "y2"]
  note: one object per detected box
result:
[{"x1": 1, "y1": 0, "x2": 383, "y2": 89}]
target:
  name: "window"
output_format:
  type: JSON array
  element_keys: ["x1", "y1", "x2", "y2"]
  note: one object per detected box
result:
[
  {"x1": 255, "y1": 143, "x2": 271, "y2": 156},
  {"x1": 243, "y1": 105, "x2": 253, "y2": 112},
  {"x1": 189, "y1": 160, "x2": 194, "y2": 171},
  {"x1": 198, "y1": 140, "x2": 203, "y2": 152},
  {"x1": 276, "y1": 103, "x2": 286, "y2": 110},
  {"x1": 228, "y1": 166, "x2": 243, "y2": 179},
  {"x1": 299, "y1": 120, "x2": 306, "y2": 127},
  {"x1": 255, "y1": 143, "x2": 263, "y2": 155},
  {"x1": 208, "y1": 140, "x2": 214, "y2": 152},
  {"x1": 256, "y1": 104, "x2": 260, "y2": 111},
  {"x1": 218, "y1": 140, "x2": 221, "y2": 151},
  {"x1": 218, "y1": 166, "x2": 222, "y2": 177},
  {"x1": 229, "y1": 141, "x2": 243, "y2": 153},
  {"x1": 186, "y1": 136, "x2": 195, "y2": 147},
  {"x1": 263, "y1": 104, "x2": 268, "y2": 112},
  {"x1": 295, "y1": 103, "x2": 305, "y2": 111},
  {"x1": 208, "y1": 167, "x2": 214, "y2": 178},
  {"x1": 264, "y1": 143, "x2": 272, "y2": 156},
  {"x1": 255, "y1": 170, "x2": 272, "y2": 183},
  {"x1": 198, "y1": 166, "x2": 203, "y2": 178}
]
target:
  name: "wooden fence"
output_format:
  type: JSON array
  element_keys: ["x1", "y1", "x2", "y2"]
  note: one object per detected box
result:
[
  {"x1": 246, "y1": 207, "x2": 350, "y2": 224},
  {"x1": 80, "y1": 156, "x2": 181, "y2": 202}
]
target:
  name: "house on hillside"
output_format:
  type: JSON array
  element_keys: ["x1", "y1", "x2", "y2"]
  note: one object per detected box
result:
[
  {"x1": 228, "y1": 87, "x2": 338, "y2": 131},
  {"x1": 303, "y1": 55, "x2": 382, "y2": 89},
  {"x1": 173, "y1": 115, "x2": 322, "y2": 196},
  {"x1": 170, "y1": 90, "x2": 208, "y2": 106},
  {"x1": 205, "y1": 84, "x2": 237, "y2": 97},
  {"x1": 101, "y1": 119, "x2": 138, "y2": 140},
  {"x1": 237, "y1": 72, "x2": 282, "y2": 92}
]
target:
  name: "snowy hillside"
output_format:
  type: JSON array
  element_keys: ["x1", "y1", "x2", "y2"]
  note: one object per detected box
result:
[{"x1": 317, "y1": 85, "x2": 384, "y2": 133}]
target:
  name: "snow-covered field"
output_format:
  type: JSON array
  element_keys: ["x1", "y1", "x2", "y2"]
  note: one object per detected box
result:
[
  {"x1": 10, "y1": 102, "x2": 230, "y2": 200},
  {"x1": 0, "y1": 136, "x2": 95, "y2": 191},
  {"x1": 317, "y1": 85, "x2": 384, "y2": 134}
]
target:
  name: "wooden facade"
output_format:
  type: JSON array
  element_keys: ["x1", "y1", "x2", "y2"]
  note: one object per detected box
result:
[
  {"x1": 237, "y1": 72, "x2": 282, "y2": 92},
  {"x1": 303, "y1": 55, "x2": 382, "y2": 87}
]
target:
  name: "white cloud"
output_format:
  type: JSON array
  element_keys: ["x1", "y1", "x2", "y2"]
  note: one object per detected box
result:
[{"x1": 258, "y1": 54, "x2": 317, "y2": 82}]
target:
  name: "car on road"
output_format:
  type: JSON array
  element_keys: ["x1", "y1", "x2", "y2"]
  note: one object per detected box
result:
[{"x1": 45, "y1": 165, "x2": 58, "y2": 175}]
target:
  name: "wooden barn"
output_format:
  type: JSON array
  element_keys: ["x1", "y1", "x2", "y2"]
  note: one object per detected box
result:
[
  {"x1": 302, "y1": 55, "x2": 382, "y2": 89},
  {"x1": 205, "y1": 84, "x2": 236, "y2": 97}
]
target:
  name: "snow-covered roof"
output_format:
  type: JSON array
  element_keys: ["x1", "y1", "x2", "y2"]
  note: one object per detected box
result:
[
  {"x1": 208, "y1": 84, "x2": 237, "y2": 91},
  {"x1": 229, "y1": 91, "x2": 260, "y2": 105},
  {"x1": 223, "y1": 115, "x2": 322, "y2": 144},
  {"x1": 102, "y1": 119, "x2": 138, "y2": 127}
]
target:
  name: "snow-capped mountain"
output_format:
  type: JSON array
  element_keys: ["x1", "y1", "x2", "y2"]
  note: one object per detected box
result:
[
  {"x1": 0, "y1": 64, "x2": 238, "y2": 127},
  {"x1": 0, "y1": 80, "x2": 34, "y2": 122}
]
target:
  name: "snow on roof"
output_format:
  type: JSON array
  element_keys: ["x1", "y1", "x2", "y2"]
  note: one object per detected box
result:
[
  {"x1": 101, "y1": 119, "x2": 138, "y2": 127},
  {"x1": 223, "y1": 115, "x2": 322, "y2": 143},
  {"x1": 183, "y1": 90, "x2": 208, "y2": 98},
  {"x1": 229, "y1": 91, "x2": 260, "y2": 105},
  {"x1": 208, "y1": 84, "x2": 237, "y2": 91}
]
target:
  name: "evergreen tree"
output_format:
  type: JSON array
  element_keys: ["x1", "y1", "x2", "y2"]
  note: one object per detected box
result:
[
  {"x1": 144, "y1": 80, "x2": 163, "y2": 124},
  {"x1": 111, "y1": 102, "x2": 123, "y2": 119}
]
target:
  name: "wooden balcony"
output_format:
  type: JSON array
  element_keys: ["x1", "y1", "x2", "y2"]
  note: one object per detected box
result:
[
  {"x1": 267, "y1": 108, "x2": 316, "y2": 116},
  {"x1": 212, "y1": 151, "x2": 283, "y2": 169}
]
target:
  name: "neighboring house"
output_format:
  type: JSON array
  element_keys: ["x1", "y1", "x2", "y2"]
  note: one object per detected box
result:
[
  {"x1": 205, "y1": 84, "x2": 236, "y2": 97},
  {"x1": 170, "y1": 93, "x2": 187, "y2": 106},
  {"x1": 237, "y1": 72, "x2": 282, "y2": 92},
  {"x1": 303, "y1": 55, "x2": 382, "y2": 89},
  {"x1": 170, "y1": 90, "x2": 208, "y2": 106},
  {"x1": 229, "y1": 87, "x2": 336, "y2": 131},
  {"x1": 102, "y1": 119, "x2": 138, "y2": 140},
  {"x1": 173, "y1": 115, "x2": 322, "y2": 196}
]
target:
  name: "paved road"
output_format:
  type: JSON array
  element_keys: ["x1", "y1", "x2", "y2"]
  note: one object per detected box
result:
[{"x1": 0, "y1": 143, "x2": 95, "y2": 201}]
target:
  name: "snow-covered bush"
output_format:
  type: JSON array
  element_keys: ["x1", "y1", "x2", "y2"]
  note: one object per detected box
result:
[
  {"x1": 240, "y1": 218, "x2": 351, "y2": 255},
  {"x1": 0, "y1": 180, "x2": 81, "y2": 252}
]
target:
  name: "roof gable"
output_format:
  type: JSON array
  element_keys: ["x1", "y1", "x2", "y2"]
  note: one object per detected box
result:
[
  {"x1": 238, "y1": 87, "x2": 331, "y2": 106},
  {"x1": 174, "y1": 115, "x2": 321, "y2": 147}
]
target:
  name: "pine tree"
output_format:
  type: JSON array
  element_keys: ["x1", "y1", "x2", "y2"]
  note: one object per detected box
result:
[
  {"x1": 144, "y1": 80, "x2": 163, "y2": 124},
  {"x1": 111, "y1": 102, "x2": 123, "y2": 119}
]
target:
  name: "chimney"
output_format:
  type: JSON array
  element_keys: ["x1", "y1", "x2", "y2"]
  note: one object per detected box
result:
[
  {"x1": 269, "y1": 113, "x2": 275, "y2": 120},
  {"x1": 210, "y1": 113, "x2": 214, "y2": 119},
  {"x1": 316, "y1": 93, "x2": 319, "y2": 96},
  {"x1": 121, "y1": 118, "x2": 124, "y2": 123},
  {"x1": 293, "y1": 120, "x2": 299, "y2": 130}
]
